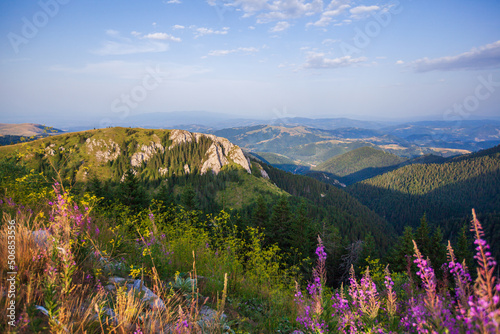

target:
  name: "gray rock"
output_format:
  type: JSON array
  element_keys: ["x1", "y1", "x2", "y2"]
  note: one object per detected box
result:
[
  {"x1": 32, "y1": 230, "x2": 50, "y2": 248},
  {"x1": 131, "y1": 279, "x2": 166, "y2": 310}
]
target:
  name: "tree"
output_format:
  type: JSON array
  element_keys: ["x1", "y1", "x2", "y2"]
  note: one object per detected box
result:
[
  {"x1": 415, "y1": 213, "x2": 431, "y2": 257},
  {"x1": 289, "y1": 199, "x2": 315, "y2": 258},
  {"x1": 181, "y1": 185, "x2": 197, "y2": 211},
  {"x1": 252, "y1": 194, "x2": 269, "y2": 229},
  {"x1": 266, "y1": 195, "x2": 292, "y2": 248},
  {"x1": 154, "y1": 182, "x2": 175, "y2": 206},
  {"x1": 455, "y1": 223, "x2": 473, "y2": 268},
  {"x1": 389, "y1": 226, "x2": 415, "y2": 273},
  {"x1": 118, "y1": 171, "x2": 148, "y2": 212}
]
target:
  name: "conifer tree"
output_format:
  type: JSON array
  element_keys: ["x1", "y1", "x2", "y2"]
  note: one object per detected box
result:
[
  {"x1": 181, "y1": 185, "x2": 197, "y2": 211},
  {"x1": 266, "y1": 195, "x2": 292, "y2": 248},
  {"x1": 455, "y1": 223, "x2": 473, "y2": 267},
  {"x1": 119, "y1": 171, "x2": 148, "y2": 212},
  {"x1": 252, "y1": 194, "x2": 269, "y2": 229},
  {"x1": 289, "y1": 199, "x2": 315, "y2": 258}
]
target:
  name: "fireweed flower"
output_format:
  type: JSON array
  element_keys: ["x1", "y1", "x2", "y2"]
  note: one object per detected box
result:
[
  {"x1": 467, "y1": 209, "x2": 500, "y2": 333},
  {"x1": 295, "y1": 237, "x2": 328, "y2": 333}
]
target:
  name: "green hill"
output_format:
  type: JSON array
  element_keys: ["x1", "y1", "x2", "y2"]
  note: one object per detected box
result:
[
  {"x1": 313, "y1": 146, "x2": 408, "y2": 185},
  {"x1": 0, "y1": 127, "x2": 394, "y2": 255},
  {"x1": 346, "y1": 145, "x2": 500, "y2": 258}
]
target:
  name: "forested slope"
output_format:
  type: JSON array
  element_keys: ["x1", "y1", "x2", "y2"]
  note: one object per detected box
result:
[{"x1": 347, "y1": 145, "x2": 500, "y2": 257}]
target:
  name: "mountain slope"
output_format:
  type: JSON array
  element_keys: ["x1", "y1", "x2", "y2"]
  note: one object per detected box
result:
[
  {"x1": 313, "y1": 146, "x2": 407, "y2": 184},
  {"x1": 0, "y1": 123, "x2": 64, "y2": 146},
  {"x1": 346, "y1": 145, "x2": 500, "y2": 257},
  {"x1": 0, "y1": 127, "x2": 394, "y2": 251}
]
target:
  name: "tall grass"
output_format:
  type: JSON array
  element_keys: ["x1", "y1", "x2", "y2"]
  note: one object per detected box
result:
[{"x1": 0, "y1": 183, "x2": 299, "y2": 333}]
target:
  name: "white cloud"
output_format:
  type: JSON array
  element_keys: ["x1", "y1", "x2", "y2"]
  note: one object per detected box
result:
[
  {"x1": 349, "y1": 5, "x2": 380, "y2": 17},
  {"x1": 395, "y1": 60, "x2": 404, "y2": 65},
  {"x1": 164, "y1": 0, "x2": 181, "y2": 4},
  {"x1": 207, "y1": 46, "x2": 259, "y2": 57},
  {"x1": 106, "y1": 29, "x2": 120, "y2": 37},
  {"x1": 322, "y1": 39, "x2": 339, "y2": 45},
  {"x1": 215, "y1": 0, "x2": 323, "y2": 23},
  {"x1": 307, "y1": 4, "x2": 350, "y2": 27},
  {"x1": 194, "y1": 26, "x2": 229, "y2": 38},
  {"x1": 270, "y1": 21, "x2": 290, "y2": 32},
  {"x1": 303, "y1": 51, "x2": 367, "y2": 69},
  {"x1": 172, "y1": 24, "x2": 185, "y2": 30},
  {"x1": 142, "y1": 32, "x2": 181, "y2": 42},
  {"x1": 92, "y1": 30, "x2": 169, "y2": 56},
  {"x1": 413, "y1": 40, "x2": 500, "y2": 72},
  {"x1": 258, "y1": 0, "x2": 323, "y2": 23}
]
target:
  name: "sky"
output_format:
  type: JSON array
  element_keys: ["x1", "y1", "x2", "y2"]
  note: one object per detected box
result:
[{"x1": 1, "y1": 0, "x2": 500, "y2": 128}]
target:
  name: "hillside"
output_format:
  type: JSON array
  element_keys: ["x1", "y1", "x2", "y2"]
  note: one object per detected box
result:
[
  {"x1": 347, "y1": 144, "x2": 500, "y2": 257},
  {"x1": 0, "y1": 123, "x2": 64, "y2": 146},
  {"x1": 312, "y1": 146, "x2": 407, "y2": 185},
  {"x1": 0, "y1": 127, "x2": 394, "y2": 251}
]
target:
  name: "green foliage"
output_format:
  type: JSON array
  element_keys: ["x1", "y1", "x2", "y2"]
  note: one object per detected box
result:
[
  {"x1": 348, "y1": 145, "x2": 500, "y2": 259},
  {"x1": 314, "y1": 146, "x2": 407, "y2": 184}
]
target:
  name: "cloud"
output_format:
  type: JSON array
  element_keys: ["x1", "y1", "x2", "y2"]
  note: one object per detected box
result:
[
  {"x1": 349, "y1": 5, "x2": 380, "y2": 17},
  {"x1": 142, "y1": 32, "x2": 181, "y2": 42},
  {"x1": 307, "y1": 4, "x2": 350, "y2": 27},
  {"x1": 213, "y1": 0, "x2": 323, "y2": 23},
  {"x1": 270, "y1": 21, "x2": 290, "y2": 32},
  {"x1": 302, "y1": 52, "x2": 367, "y2": 69},
  {"x1": 92, "y1": 30, "x2": 169, "y2": 56},
  {"x1": 193, "y1": 26, "x2": 229, "y2": 38},
  {"x1": 322, "y1": 39, "x2": 339, "y2": 45},
  {"x1": 257, "y1": 0, "x2": 323, "y2": 23},
  {"x1": 413, "y1": 40, "x2": 500, "y2": 72},
  {"x1": 207, "y1": 46, "x2": 259, "y2": 57},
  {"x1": 164, "y1": 0, "x2": 181, "y2": 4},
  {"x1": 395, "y1": 60, "x2": 404, "y2": 65},
  {"x1": 172, "y1": 24, "x2": 185, "y2": 30}
]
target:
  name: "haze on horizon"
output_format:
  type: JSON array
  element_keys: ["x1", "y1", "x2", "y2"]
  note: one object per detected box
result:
[{"x1": 1, "y1": 0, "x2": 500, "y2": 128}]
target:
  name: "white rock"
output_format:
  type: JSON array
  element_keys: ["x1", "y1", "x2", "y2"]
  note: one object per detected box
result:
[{"x1": 85, "y1": 138, "x2": 121, "y2": 163}]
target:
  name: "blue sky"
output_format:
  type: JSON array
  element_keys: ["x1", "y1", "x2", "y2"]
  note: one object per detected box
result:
[{"x1": 1, "y1": 0, "x2": 500, "y2": 127}]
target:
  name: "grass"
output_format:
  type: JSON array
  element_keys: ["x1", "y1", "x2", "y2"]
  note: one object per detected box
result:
[{"x1": 0, "y1": 182, "x2": 299, "y2": 333}]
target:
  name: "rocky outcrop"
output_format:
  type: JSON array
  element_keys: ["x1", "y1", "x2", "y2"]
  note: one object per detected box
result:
[
  {"x1": 85, "y1": 138, "x2": 121, "y2": 163},
  {"x1": 131, "y1": 141, "x2": 164, "y2": 167},
  {"x1": 168, "y1": 129, "x2": 251, "y2": 175}
]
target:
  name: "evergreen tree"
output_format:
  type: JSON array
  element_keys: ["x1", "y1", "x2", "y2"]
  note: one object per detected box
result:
[
  {"x1": 154, "y1": 182, "x2": 175, "y2": 206},
  {"x1": 266, "y1": 195, "x2": 292, "y2": 248},
  {"x1": 358, "y1": 232, "x2": 377, "y2": 270},
  {"x1": 181, "y1": 185, "x2": 197, "y2": 210},
  {"x1": 252, "y1": 194, "x2": 269, "y2": 229},
  {"x1": 455, "y1": 223, "x2": 473, "y2": 267},
  {"x1": 118, "y1": 171, "x2": 148, "y2": 212},
  {"x1": 389, "y1": 226, "x2": 415, "y2": 273},
  {"x1": 289, "y1": 199, "x2": 315, "y2": 258},
  {"x1": 415, "y1": 213, "x2": 431, "y2": 257},
  {"x1": 429, "y1": 226, "x2": 447, "y2": 273}
]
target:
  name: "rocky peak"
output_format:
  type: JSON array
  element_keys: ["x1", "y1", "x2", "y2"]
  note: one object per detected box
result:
[{"x1": 169, "y1": 129, "x2": 251, "y2": 175}]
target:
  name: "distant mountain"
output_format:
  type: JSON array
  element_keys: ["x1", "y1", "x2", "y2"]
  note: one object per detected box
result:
[
  {"x1": 0, "y1": 123, "x2": 64, "y2": 146},
  {"x1": 0, "y1": 123, "x2": 64, "y2": 136},
  {"x1": 382, "y1": 120, "x2": 500, "y2": 151},
  {"x1": 312, "y1": 146, "x2": 408, "y2": 185},
  {"x1": 213, "y1": 124, "x2": 474, "y2": 168},
  {"x1": 272, "y1": 117, "x2": 386, "y2": 130}
]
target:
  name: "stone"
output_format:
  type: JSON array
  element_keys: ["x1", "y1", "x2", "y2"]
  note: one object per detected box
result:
[{"x1": 131, "y1": 279, "x2": 166, "y2": 310}]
